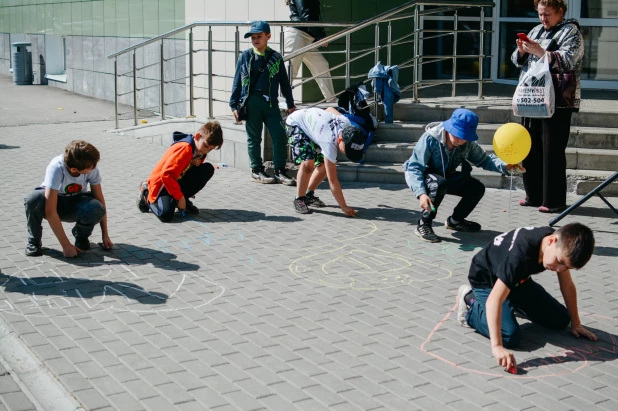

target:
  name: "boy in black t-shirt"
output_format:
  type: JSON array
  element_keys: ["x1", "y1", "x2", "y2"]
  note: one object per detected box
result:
[{"x1": 457, "y1": 223, "x2": 597, "y2": 372}]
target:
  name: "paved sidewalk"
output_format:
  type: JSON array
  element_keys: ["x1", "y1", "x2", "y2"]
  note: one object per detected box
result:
[{"x1": 1, "y1": 78, "x2": 617, "y2": 411}]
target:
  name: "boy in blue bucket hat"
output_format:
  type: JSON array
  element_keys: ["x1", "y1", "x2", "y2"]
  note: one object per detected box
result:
[{"x1": 403, "y1": 109, "x2": 523, "y2": 243}]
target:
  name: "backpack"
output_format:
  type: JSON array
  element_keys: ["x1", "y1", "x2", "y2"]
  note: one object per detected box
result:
[{"x1": 337, "y1": 81, "x2": 376, "y2": 134}]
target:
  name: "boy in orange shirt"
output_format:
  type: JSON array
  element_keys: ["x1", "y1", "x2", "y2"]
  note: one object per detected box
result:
[{"x1": 137, "y1": 122, "x2": 223, "y2": 222}]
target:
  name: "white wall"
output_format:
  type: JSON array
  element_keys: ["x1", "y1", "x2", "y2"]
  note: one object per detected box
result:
[{"x1": 185, "y1": 0, "x2": 295, "y2": 117}]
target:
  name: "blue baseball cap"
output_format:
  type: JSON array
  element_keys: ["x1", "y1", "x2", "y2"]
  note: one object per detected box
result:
[
  {"x1": 244, "y1": 21, "x2": 271, "y2": 38},
  {"x1": 442, "y1": 108, "x2": 479, "y2": 141}
]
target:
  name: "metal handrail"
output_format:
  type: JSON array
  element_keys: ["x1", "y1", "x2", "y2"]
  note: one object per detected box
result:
[
  {"x1": 107, "y1": 21, "x2": 355, "y2": 59},
  {"x1": 283, "y1": 0, "x2": 493, "y2": 62},
  {"x1": 109, "y1": 0, "x2": 495, "y2": 128}
]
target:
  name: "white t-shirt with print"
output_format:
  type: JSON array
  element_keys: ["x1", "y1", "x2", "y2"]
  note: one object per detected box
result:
[
  {"x1": 41, "y1": 155, "x2": 102, "y2": 196},
  {"x1": 286, "y1": 108, "x2": 350, "y2": 163}
]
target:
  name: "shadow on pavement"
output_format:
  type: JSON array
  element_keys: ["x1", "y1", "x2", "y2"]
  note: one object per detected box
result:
[
  {"x1": 0, "y1": 144, "x2": 20, "y2": 149},
  {"x1": 512, "y1": 324, "x2": 618, "y2": 376},
  {"x1": 593, "y1": 246, "x2": 618, "y2": 257},
  {"x1": 43, "y1": 242, "x2": 200, "y2": 272},
  {"x1": 0, "y1": 271, "x2": 168, "y2": 304},
  {"x1": 170, "y1": 209, "x2": 302, "y2": 223},
  {"x1": 564, "y1": 205, "x2": 618, "y2": 219}
]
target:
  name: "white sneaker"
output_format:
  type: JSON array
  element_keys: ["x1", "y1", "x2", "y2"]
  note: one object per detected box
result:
[{"x1": 457, "y1": 284, "x2": 473, "y2": 327}]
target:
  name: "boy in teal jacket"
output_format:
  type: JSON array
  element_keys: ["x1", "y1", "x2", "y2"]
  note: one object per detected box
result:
[{"x1": 230, "y1": 20, "x2": 297, "y2": 185}]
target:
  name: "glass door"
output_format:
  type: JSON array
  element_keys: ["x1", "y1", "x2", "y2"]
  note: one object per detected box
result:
[{"x1": 574, "y1": 1, "x2": 618, "y2": 88}]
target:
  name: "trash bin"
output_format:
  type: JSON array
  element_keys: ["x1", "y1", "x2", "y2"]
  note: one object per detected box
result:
[{"x1": 12, "y1": 42, "x2": 33, "y2": 85}]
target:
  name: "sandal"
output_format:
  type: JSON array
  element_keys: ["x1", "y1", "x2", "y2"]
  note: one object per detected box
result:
[
  {"x1": 538, "y1": 205, "x2": 567, "y2": 213},
  {"x1": 519, "y1": 199, "x2": 540, "y2": 207}
]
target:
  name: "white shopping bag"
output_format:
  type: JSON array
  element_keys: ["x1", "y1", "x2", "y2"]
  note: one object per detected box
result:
[{"x1": 512, "y1": 54, "x2": 555, "y2": 118}]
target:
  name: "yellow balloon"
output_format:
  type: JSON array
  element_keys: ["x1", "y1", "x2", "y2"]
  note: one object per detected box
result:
[{"x1": 493, "y1": 123, "x2": 531, "y2": 164}]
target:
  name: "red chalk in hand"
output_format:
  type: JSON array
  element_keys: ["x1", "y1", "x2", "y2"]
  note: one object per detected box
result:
[{"x1": 506, "y1": 365, "x2": 517, "y2": 374}]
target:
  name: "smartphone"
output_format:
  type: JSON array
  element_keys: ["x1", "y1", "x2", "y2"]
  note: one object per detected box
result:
[{"x1": 517, "y1": 33, "x2": 531, "y2": 42}]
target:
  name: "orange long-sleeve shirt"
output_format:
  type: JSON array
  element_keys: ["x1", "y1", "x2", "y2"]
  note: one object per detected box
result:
[{"x1": 147, "y1": 142, "x2": 194, "y2": 203}]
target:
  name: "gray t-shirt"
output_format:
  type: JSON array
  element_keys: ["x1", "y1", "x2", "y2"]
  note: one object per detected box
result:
[{"x1": 41, "y1": 155, "x2": 102, "y2": 196}]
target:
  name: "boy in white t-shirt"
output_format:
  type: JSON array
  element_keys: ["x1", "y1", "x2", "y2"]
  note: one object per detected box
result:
[
  {"x1": 285, "y1": 107, "x2": 367, "y2": 216},
  {"x1": 24, "y1": 140, "x2": 112, "y2": 257}
]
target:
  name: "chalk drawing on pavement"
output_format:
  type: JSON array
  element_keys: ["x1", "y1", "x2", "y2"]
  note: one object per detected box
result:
[
  {"x1": 289, "y1": 222, "x2": 452, "y2": 291},
  {"x1": 420, "y1": 298, "x2": 618, "y2": 379},
  {"x1": 0, "y1": 262, "x2": 225, "y2": 318}
]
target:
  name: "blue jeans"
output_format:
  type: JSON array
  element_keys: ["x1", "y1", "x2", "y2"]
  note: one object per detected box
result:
[
  {"x1": 466, "y1": 280, "x2": 570, "y2": 348},
  {"x1": 24, "y1": 189, "x2": 106, "y2": 246},
  {"x1": 149, "y1": 162, "x2": 214, "y2": 222},
  {"x1": 373, "y1": 78, "x2": 395, "y2": 123}
]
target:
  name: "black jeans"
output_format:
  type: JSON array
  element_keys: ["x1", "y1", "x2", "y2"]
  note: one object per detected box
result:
[
  {"x1": 420, "y1": 171, "x2": 485, "y2": 225},
  {"x1": 24, "y1": 189, "x2": 106, "y2": 246},
  {"x1": 149, "y1": 163, "x2": 215, "y2": 222},
  {"x1": 521, "y1": 109, "x2": 573, "y2": 208},
  {"x1": 466, "y1": 280, "x2": 570, "y2": 348}
]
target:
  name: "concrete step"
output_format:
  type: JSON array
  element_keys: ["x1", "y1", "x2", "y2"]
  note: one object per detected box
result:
[
  {"x1": 391, "y1": 99, "x2": 618, "y2": 128},
  {"x1": 375, "y1": 121, "x2": 618, "y2": 150},
  {"x1": 347, "y1": 142, "x2": 618, "y2": 171},
  {"x1": 337, "y1": 163, "x2": 618, "y2": 197}
]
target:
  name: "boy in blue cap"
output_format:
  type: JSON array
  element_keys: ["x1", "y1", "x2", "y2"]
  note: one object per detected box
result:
[
  {"x1": 230, "y1": 20, "x2": 297, "y2": 185},
  {"x1": 403, "y1": 108, "x2": 523, "y2": 243}
]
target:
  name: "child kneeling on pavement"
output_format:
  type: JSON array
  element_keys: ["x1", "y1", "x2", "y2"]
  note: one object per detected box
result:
[
  {"x1": 457, "y1": 223, "x2": 598, "y2": 373},
  {"x1": 285, "y1": 107, "x2": 367, "y2": 216},
  {"x1": 403, "y1": 108, "x2": 523, "y2": 243},
  {"x1": 137, "y1": 122, "x2": 223, "y2": 222},
  {"x1": 24, "y1": 140, "x2": 112, "y2": 257}
]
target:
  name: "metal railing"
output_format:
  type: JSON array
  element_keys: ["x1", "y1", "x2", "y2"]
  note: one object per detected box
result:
[{"x1": 108, "y1": 0, "x2": 495, "y2": 129}]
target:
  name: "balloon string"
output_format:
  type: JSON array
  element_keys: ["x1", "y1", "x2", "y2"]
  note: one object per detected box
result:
[{"x1": 509, "y1": 173, "x2": 513, "y2": 221}]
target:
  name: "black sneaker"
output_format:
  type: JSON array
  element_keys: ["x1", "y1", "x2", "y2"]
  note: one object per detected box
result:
[
  {"x1": 184, "y1": 199, "x2": 200, "y2": 214},
  {"x1": 294, "y1": 197, "x2": 311, "y2": 214},
  {"x1": 136, "y1": 181, "x2": 149, "y2": 213},
  {"x1": 445, "y1": 217, "x2": 481, "y2": 232},
  {"x1": 305, "y1": 191, "x2": 325, "y2": 207},
  {"x1": 274, "y1": 169, "x2": 296, "y2": 186},
  {"x1": 25, "y1": 243, "x2": 42, "y2": 257},
  {"x1": 75, "y1": 238, "x2": 91, "y2": 251},
  {"x1": 251, "y1": 168, "x2": 276, "y2": 184},
  {"x1": 415, "y1": 223, "x2": 441, "y2": 243}
]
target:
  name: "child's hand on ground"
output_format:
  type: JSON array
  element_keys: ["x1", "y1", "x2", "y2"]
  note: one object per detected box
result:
[
  {"x1": 419, "y1": 194, "x2": 434, "y2": 212},
  {"x1": 178, "y1": 196, "x2": 186, "y2": 211},
  {"x1": 101, "y1": 235, "x2": 114, "y2": 250},
  {"x1": 492, "y1": 345, "x2": 517, "y2": 370},
  {"x1": 506, "y1": 164, "x2": 526, "y2": 174},
  {"x1": 571, "y1": 324, "x2": 598, "y2": 341},
  {"x1": 341, "y1": 206, "x2": 357, "y2": 218},
  {"x1": 62, "y1": 244, "x2": 82, "y2": 258}
]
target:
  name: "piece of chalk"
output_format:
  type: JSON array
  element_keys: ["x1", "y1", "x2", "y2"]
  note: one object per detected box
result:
[
  {"x1": 430, "y1": 205, "x2": 436, "y2": 212},
  {"x1": 502, "y1": 209, "x2": 507, "y2": 212},
  {"x1": 507, "y1": 365, "x2": 517, "y2": 374},
  {"x1": 181, "y1": 211, "x2": 185, "y2": 217}
]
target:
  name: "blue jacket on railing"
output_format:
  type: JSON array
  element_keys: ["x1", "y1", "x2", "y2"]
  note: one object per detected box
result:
[
  {"x1": 403, "y1": 121, "x2": 508, "y2": 198},
  {"x1": 368, "y1": 62, "x2": 401, "y2": 123},
  {"x1": 368, "y1": 62, "x2": 401, "y2": 99},
  {"x1": 229, "y1": 47, "x2": 295, "y2": 111}
]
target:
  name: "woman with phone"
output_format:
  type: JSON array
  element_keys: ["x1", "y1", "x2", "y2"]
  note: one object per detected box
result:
[{"x1": 511, "y1": 0, "x2": 584, "y2": 213}]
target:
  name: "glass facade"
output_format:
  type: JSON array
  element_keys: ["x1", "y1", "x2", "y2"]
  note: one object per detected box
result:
[{"x1": 0, "y1": 0, "x2": 184, "y2": 38}]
